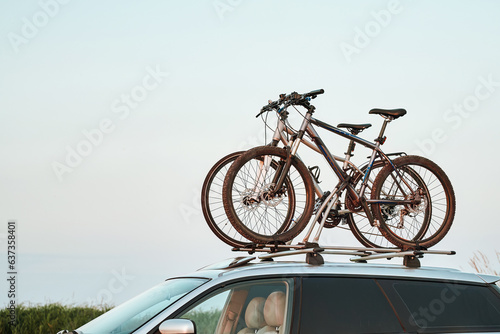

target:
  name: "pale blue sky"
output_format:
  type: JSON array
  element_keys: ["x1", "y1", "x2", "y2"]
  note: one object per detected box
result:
[{"x1": 1, "y1": 0, "x2": 499, "y2": 306}]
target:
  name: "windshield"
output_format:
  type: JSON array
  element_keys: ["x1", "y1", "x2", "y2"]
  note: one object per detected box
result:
[{"x1": 78, "y1": 277, "x2": 208, "y2": 334}]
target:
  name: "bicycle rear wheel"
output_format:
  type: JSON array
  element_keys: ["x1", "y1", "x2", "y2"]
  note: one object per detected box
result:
[
  {"x1": 201, "y1": 151, "x2": 251, "y2": 248},
  {"x1": 222, "y1": 146, "x2": 315, "y2": 244},
  {"x1": 371, "y1": 155, "x2": 456, "y2": 249}
]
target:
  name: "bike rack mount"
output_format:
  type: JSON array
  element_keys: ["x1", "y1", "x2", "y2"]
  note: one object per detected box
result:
[{"x1": 231, "y1": 243, "x2": 456, "y2": 268}]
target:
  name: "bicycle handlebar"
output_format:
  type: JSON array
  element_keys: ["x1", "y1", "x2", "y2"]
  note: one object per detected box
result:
[
  {"x1": 281, "y1": 89, "x2": 324, "y2": 103},
  {"x1": 256, "y1": 89, "x2": 324, "y2": 117},
  {"x1": 304, "y1": 89, "x2": 325, "y2": 98}
]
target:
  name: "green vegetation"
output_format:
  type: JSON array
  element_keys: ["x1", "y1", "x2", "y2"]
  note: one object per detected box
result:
[
  {"x1": 0, "y1": 303, "x2": 111, "y2": 334},
  {"x1": 181, "y1": 309, "x2": 222, "y2": 334}
]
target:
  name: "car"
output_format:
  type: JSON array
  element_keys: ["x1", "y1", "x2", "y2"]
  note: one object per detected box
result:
[{"x1": 63, "y1": 249, "x2": 500, "y2": 334}]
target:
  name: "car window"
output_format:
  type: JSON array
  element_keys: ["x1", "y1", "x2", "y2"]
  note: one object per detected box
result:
[
  {"x1": 176, "y1": 279, "x2": 292, "y2": 334},
  {"x1": 180, "y1": 290, "x2": 231, "y2": 334},
  {"x1": 78, "y1": 278, "x2": 207, "y2": 334},
  {"x1": 387, "y1": 280, "x2": 500, "y2": 332},
  {"x1": 299, "y1": 277, "x2": 403, "y2": 334}
]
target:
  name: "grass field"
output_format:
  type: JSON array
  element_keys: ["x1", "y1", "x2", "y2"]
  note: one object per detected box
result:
[{"x1": 0, "y1": 303, "x2": 111, "y2": 334}]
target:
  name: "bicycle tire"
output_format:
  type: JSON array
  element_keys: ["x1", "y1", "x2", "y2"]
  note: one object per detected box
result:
[
  {"x1": 222, "y1": 146, "x2": 315, "y2": 244},
  {"x1": 371, "y1": 155, "x2": 456, "y2": 249},
  {"x1": 201, "y1": 151, "x2": 251, "y2": 248}
]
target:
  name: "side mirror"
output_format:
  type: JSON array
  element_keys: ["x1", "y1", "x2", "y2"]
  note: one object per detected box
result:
[{"x1": 159, "y1": 319, "x2": 196, "y2": 334}]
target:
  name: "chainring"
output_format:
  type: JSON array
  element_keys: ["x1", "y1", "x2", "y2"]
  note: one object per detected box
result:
[
  {"x1": 345, "y1": 193, "x2": 363, "y2": 212},
  {"x1": 320, "y1": 212, "x2": 342, "y2": 229}
]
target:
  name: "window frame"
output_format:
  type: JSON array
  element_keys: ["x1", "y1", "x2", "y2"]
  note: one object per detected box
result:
[{"x1": 161, "y1": 276, "x2": 295, "y2": 334}]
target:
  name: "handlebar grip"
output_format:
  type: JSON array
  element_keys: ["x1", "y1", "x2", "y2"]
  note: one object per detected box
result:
[{"x1": 304, "y1": 89, "x2": 324, "y2": 98}]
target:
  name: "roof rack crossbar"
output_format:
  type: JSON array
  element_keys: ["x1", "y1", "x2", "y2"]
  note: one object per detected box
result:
[
  {"x1": 350, "y1": 250, "x2": 422, "y2": 262},
  {"x1": 349, "y1": 249, "x2": 456, "y2": 268},
  {"x1": 232, "y1": 242, "x2": 455, "y2": 268},
  {"x1": 258, "y1": 247, "x2": 324, "y2": 260}
]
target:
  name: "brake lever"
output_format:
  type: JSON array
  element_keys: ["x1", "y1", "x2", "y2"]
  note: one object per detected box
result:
[{"x1": 256, "y1": 100, "x2": 280, "y2": 118}]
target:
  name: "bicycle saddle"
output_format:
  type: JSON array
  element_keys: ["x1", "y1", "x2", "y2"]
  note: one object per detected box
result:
[
  {"x1": 369, "y1": 108, "x2": 407, "y2": 119},
  {"x1": 337, "y1": 123, "x2": 372, "y2": 135}
]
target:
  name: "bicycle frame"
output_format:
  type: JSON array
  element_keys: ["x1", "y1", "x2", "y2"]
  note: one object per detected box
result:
[
  {"x1": 266, "y1": 107, "x2": 415, "y2": 205},
  {"x1": 270, "y1": 110, "x2": 365, "y2": 198},
  {"x1": 293, "y1": 113, "x2": 418, "y2": 206},
  {"x1": 307, "y1": 117, "x2": 393, "y2": 202},
  {"x1": 266, "y1": 105, "x2": 422, "y2": 243}
]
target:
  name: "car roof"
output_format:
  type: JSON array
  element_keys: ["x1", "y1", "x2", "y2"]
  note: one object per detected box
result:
[{"x1": 185, "y1": 257, "x2": 500, "y2": 285}]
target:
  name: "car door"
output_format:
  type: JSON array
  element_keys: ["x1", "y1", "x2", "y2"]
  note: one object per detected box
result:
[{"x1": 295, "y1": 276, "x2": 405, "y2": 334}]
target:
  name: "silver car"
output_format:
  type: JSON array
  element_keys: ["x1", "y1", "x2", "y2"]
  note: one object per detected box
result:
[{"x1": 66, "y1": 255, "x2": 500, "y2": 334}]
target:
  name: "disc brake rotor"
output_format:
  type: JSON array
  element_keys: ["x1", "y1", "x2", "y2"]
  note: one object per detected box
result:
[{"x1": 404, "y1": 188, "x2": 427, "y2": 215}]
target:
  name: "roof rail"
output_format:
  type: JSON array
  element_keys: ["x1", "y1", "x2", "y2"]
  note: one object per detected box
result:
[{"x1": 232, "y1": 243, "x2": 456, "y2": 268}]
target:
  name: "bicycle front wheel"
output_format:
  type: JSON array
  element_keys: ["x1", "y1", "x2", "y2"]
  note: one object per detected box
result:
[
  {"x1": 371, "y1": 155, "x2": 456, "y2": 249},
  {"x1": 201, "y1": 151, "x2": 251, "y2": 248},
  {"x1": 222, "y1": 146, "x2": 315, "y2": 244}
]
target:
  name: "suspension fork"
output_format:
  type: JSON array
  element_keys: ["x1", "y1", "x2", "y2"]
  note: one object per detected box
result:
[
  {"x1": 270, "y1": 109, "x2": 314, "y2": 192},
  {"x1": 254, "y1": 114, "x2": 289, "y2": 195},
  {"x1": 249, "y1": 154, "x2": 274, "y2": 198},
  {"x1": 270, "y1": 146, "x2": 292, "y2": 190}
]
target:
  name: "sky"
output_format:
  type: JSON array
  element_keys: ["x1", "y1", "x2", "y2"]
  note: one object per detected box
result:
[{"x1": 0, "y1": 0, "x2": 500, "y2": 307}]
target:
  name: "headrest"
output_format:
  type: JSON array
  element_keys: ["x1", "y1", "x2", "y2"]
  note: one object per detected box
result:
[
  {"x1": 245, "y1": 297, "x2": 267, "y2": 329},
  {"x1": 263, "y1": 291, "x2": 286, "y2": 327}
]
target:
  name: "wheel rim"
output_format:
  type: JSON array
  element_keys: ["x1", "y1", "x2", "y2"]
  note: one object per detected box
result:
[{"x1": 229, "y1": 154, "x2": 299, "y2": 238}]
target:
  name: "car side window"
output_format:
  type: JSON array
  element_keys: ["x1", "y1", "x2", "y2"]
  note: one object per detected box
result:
[
  {"x1": 299, "y1": 277, "x2": 403, "y2": 334},
  {"x1": 180, "y1": 290, "x2": 231, "y2": 334},
  {"x1": 176, "y1": 279, "x2": 292, "y2": 334},
  {"x1": 386, "y1": 280, "x2": 500, "y2": 331}
]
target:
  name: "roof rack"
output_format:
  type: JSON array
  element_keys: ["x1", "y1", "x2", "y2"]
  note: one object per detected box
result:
[{"x1": 232, "y1": 243, "x2": 456, "y2": 268}]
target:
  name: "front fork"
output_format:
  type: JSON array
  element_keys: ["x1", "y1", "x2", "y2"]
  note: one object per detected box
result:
[
  {"x1": 268, "y1": 110, "x2": 313, "y2": 194},
  {"x1": 248, "y1": 145, "x2": 294, "y2": 203}
]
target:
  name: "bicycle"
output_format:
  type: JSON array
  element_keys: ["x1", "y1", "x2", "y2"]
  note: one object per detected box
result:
[
  {"x1": 221, "y1": 89, "x2": 456, "y2": 249},
  {"x1": 203, "y1": 93, "x2": 409, "y2": 249}
]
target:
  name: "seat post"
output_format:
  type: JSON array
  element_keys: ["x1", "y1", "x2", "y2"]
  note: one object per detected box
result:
[
  {"x1": 343, "y1": 140, "x2": 356, "y2": 170},
  {"x1": 376, "y1": 117, "x2": 392, "y2": 144}
]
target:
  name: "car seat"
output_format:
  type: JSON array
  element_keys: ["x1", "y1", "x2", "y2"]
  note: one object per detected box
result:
[
  {"x1": 237, "y1": 297, "x2": 267, "y2": 334},
  {"x1": 257, "y1": 291, "x2": 286, "y2": 334}
]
